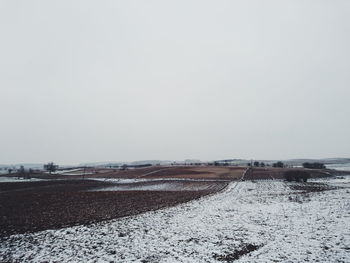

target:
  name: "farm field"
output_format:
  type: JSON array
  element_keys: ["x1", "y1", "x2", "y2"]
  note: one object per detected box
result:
[
  {"x1": 39, "y1": 165, "x2": 247, "y2": 180},
  {"x1": 1, "y1": 173, "x2": 349, "y2": 261},
  {"x1": 0, "y1": 166, "x2": 349, "y2": 262},
  {"x1": 23, "y1": 165, "x2": 338, "y2": 181},
  {"x1": 0, "y1": 181, "x2": 227, "y2": 237},
  {"x1": 243, "y1": 167, "x2": 335, "y2": 180},
  {"x1": 0, "y1": 166, "x2": 239, "y2": 237}
]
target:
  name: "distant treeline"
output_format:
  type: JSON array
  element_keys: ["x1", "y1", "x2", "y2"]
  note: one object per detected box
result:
[
  {"x1": 302, "y1": 162, "x2": 326, "y2": 169},
  {"x1": 105, "y1": 164, "x2": 153, "y2": 169}
]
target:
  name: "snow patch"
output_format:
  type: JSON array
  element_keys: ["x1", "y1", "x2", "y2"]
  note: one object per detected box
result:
[{"x1": 0, "y1": 177, "x2": 45, "y2": 183}]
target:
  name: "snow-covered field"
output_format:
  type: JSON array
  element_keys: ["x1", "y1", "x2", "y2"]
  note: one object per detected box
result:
[
  {"x1": 0, "y1": 170, "x2": 9, "y2": 175},
  {"x1": 48, "y1": 168, "x2": 97, "y2": 176},
  {"x1": 326, "y1": 163, "x2": 350, "y2": 171},
  {"x1": 1, "y1": 178, "x2": 349, "y2": 262},
  {"x1": 90, "y1": 181, "x2": 225, "y2": 192},
  {"x1": 89, "y1": 178, "x2": 229, "y2": 192},
  {"x1": 0, "y1": 177, "x2": 45, "y2": 183},
  {"x1": 91, "y1": 178, "x2": 231, "y2": 183}
]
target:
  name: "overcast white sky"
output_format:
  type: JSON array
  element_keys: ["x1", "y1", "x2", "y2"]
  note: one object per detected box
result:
[{"x1": 1, "y1": 1, "x2": 349, "y2": 165}]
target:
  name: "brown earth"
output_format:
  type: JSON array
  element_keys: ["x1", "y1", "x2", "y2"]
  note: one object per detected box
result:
[
  {"x1": 0, "y1": 179, "x2": 111, "y2": 193},
  {"x1": 32, "y1": 166, "x2": 246, "y2": 180},
  {"x1": 1, "y1": 165, "x2": 340, "y2": 237},
  {"x1": 143, "y1": 166, "x2": 245, "y2": 180},
  {"x1": 0, "y1": 179, "x2": 224, "y2": 237},
  {"x1": 288, "y1": 182, "x2": 338, "y2": 193},
  {"x1": 0, "y1": 166, "x2": 245, "y2": 237},
  {"x1": 92, "y1": 180, "x2": 228, "y2": 192},
  {"x1": 243, "y1": 167, "x2": 334, "y2": 180}
]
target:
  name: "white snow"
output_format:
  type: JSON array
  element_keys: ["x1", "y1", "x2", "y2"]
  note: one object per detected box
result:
[
  {"x1": 1, "y1": 178, "x2": 349, "y2": 262},
  {"x1": 93, "y1": 182, "x2": 181, "y2": 191},
  {"x1": 90, "y1": 181, "x2": 224, "y2": 192},
  {"x1": 91, "y1": 178, "x2": 230, "y2": 183},
  {"x1": 46, "y1": 168, "x2": 81, "y2": 175},
  {"x1": 326, "y1": 163, "x2": 350, "y2": 171},
  {"x1": 0, "y1": 177, "x2": 45, "y2": 183},
  {"x1": 89, "y1": 178, "x2": 229, "y2": 191},
  {"x1": 61, "y1": 172, "x2": 96, "y2": 176},
  {"x1": 48, "y1": 168, "x2": 96, "y2": 176}
]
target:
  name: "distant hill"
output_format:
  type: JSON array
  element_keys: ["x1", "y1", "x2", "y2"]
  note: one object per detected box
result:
[
  {"x1": 1, "y1": 158, "x2": 349, "y2": 170},
  {"x1": 0, "y1": 163, "x2": 43, "y2": 169}
]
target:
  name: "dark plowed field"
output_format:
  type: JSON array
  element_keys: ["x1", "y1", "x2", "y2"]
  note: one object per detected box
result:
[
  {"x1": 0, "y1": 180, "x2": 216, "y2": 237},
  {"x1": 37, "y1": 166, "x2": 246, "y2": 180},
  {"x1": 243, "y1": 167, "x2": 333, "y2": 180}
]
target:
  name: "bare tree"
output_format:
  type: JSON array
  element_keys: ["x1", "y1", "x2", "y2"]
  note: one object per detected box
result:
[
  {"x1": 18, "y1": 165, "x2": 25, "y2": 179},
  {"x1": 273, "y1": 161, "x2": 284, "y2": 168},
  {"x1": 44, "y1": 162, "x2": 58, "y2": 174}
]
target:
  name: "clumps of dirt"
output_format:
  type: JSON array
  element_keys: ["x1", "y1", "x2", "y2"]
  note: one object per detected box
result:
[
  {"x1": 213, "y1": 243, "x2": 261, "y2": 262},
  {"x1": 146, "y1": 168, "x2": 211, "y2": 177},
  {"x1": 0, "y1": 180, "x2": 216, "y2": 237},
  {"x1": 287, "y1": 194, "x2": 311, "y2": 203},
  {"x1": 0, "y1": 179, "x2": 113, "y2": 193},
  {"x1": 288, "y1": 182, "x2": 338, "y2": 193}
]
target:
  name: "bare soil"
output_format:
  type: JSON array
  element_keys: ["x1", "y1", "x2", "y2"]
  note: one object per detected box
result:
[
  {"x1": 144, "y1": 166, "x2": 245, "y2": 180},
  {"x1": 0, "y1": 180, "x2": 220, "y2": 237},
  {"x1": 288, "y1": 182, "x2": 338, "y2": 193},
  {"x1": 92, "y1": 180, "x2": 227, "y2": 192},
  {"x1": 213, "y1": 244, "x2": 261, "y2": 261},
  {"x1": 34, "y1": 166, "x2": 246, "y2": 180},
  {"x1": 243, "y1": 167, "x2": 334, "y2": 180},
  {"x1": 2, "y1": 165, "x2": 339, "y2": 238}
]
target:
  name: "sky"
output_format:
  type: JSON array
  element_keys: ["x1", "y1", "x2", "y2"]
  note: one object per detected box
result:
[{"x1": 1, "y1": 1, "x2": 350, "y2": 165}]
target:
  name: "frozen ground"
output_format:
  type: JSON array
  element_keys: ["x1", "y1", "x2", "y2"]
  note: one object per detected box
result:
[
  {"x1": 1, "y1": 177, "x2": 349, "y2": 262},
  {"x1": 90, "y1": 181, "x2": 226, "y2": 192},
  {"x1": 89, "y1": 178, "x2": 229, "y2": 192},
  {"x1": 48, "y1": 168, "x2": 96, "y2": 176},
  {"x1": 326, "y1": 163, "x2": 350, "y2": 171},
  {"x1": 0, "y1": 177, "x2": 45, "y2": 183},
  {"x1": 91, "y1": 178, "x2": 231, "y2": 183}
]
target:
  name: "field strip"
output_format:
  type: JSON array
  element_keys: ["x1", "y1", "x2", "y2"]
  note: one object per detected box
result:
[
  {"x1": 136, "y1": 167, "x2": 174, "y2": 178},
  {"x1": 241, "y1": 167, "x2": 250, "y2": 180}
]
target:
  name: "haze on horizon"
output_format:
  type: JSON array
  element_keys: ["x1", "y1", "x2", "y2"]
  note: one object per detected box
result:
[{"x1": 1, "y1": 1, "x2": 350, "y2": 165}]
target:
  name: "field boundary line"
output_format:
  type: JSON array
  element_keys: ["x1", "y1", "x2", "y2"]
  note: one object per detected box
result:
[{"x1": 136, "y1": 168, "x2": 174, "y2": 179}]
